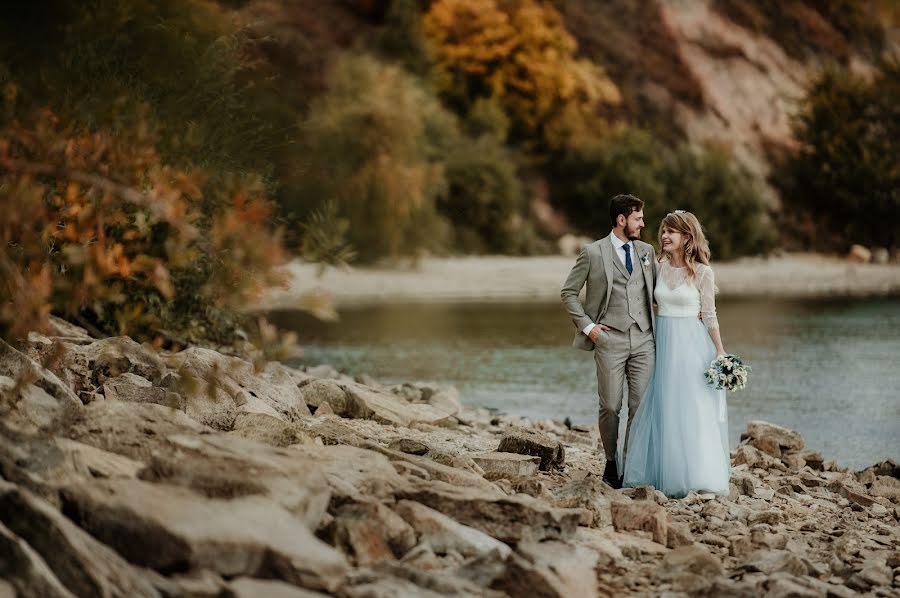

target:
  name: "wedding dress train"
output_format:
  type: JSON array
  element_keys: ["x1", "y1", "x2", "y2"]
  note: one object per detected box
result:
[{"x1": 622, "y1": 261, "x2": 730, "y2": 498}]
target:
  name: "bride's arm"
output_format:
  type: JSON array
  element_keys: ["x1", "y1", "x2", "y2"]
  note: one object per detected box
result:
[{"x1": 699, "y1": 266, "x2": 726, "y2": 356}]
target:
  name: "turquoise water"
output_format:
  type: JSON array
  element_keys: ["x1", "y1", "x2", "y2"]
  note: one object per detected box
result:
[{"x1": 275, "y1": 298, "x2": 900, "y2": 470}]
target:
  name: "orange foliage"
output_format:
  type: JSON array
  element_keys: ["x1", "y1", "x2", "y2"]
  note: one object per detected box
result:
[
  {"x1": 0, "y1": 103, "x2": 286, "y2": 344},
  {"x1": 423, "y1": 0, "x2": 620, "y2": 150}
]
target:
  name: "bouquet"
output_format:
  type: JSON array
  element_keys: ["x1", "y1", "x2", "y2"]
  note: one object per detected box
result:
[{"x1": 704, "y1": 353, "x2": 751, "y2": 391}]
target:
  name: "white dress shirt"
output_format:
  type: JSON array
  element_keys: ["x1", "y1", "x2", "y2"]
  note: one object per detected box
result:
[{"x1": 583, "y1": 231, "x2": 634, "y2": 337}]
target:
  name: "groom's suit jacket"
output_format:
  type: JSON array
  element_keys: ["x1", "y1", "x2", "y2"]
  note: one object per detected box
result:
[{"x1": 560, "y1": 234, "x2": 657, "y2": 351}]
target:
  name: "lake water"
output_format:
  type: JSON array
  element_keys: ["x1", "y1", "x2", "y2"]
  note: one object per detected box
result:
[{"x1": 275, "y1": 298, "x2": 900, "y2": 470}]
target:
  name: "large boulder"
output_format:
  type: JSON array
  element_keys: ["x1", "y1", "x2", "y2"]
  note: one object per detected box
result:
[
  {"x1": 489, "y1": 541, "x2": 600, "y2": 598},
  {"x1": 471, "y1": 452, "x2": 541, "y2": 479},
  {"x1": 398, "y1": 480, "x2": 581, "y2": 544},
  {"x1": 0, "y1": 481, "x2": 159, "y2": 597},
  {"x1": 59, "y1": 479, "x2": 348, "y2": 592},
  {"x1": 496, "y1": 427, "x2": 565, "y2": 471},
  {"x1": 393, "y1": 500, "x2": 511, "y2": 560},
  {"x1": 550, "y1": 476, "x2": 616, "y2": 529},
  {"x1": 741, "y1": 421, "x2": 804, "y2": 453},
  {"x1": 0, "y1": 521, "x2": 73, "y2": 598},
  {"x1": 610, "y1": 500, "x2": 668, "y2": 545},
  {"x1": 230, "y1": 412, "x2": 313, "y2": 448},
  {"x1": 329, "y1": 502, "x2": 417, "y2": 565},
  {"x1": 164, "y1": 347, "x2": 311, "y2": 429},
  {"x1": 63, "y1": 401, "x2": 211, "y2": 462},
  {"x1": 290, "y1": 444, "x2": 409, "y2": 504},
  {"x1": 339, "y1": 382, "x2": 456, "y2": 428},
  {"x1": 137, "y1": 433, "x2": 331, "y2": 528}
]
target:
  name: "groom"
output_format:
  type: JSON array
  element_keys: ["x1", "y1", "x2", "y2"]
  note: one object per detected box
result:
[{"x1": 560, "y1": 194, "x2": 657, "y2": 489}]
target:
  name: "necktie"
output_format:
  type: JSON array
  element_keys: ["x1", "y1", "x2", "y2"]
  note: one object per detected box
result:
[{"x1": 623, "y1": 243, "x2": 633, "y2": 274}]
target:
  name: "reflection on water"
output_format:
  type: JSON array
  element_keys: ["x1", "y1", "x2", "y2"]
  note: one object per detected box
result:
[{"x1": 272, "y1": 298, "x2": 900, "y2": 469}]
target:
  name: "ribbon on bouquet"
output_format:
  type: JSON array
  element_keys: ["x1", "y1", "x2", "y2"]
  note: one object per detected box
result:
[{"x1": 717, "y1": 393, "x2": 727, "y2": 423}]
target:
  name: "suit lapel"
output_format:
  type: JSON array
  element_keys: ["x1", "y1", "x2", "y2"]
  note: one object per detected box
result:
[
  {"x1": 638, "y1": 245, "x2": 656, "y2": 328},
  {"x1": 600, "y1": 235, "x2": 615, "y2": 309}
]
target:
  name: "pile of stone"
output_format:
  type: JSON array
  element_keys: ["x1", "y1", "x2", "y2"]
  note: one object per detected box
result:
[{"x1": 0, "y1": 318, "x2": 897, "y2": 597}]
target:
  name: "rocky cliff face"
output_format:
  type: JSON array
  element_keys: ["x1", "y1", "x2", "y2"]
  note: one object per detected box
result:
[
  {"x1": 564, "y1": 0, "x2": 888, "y2": 203},
  {"x1": 1, "y1": 319, "x2": 898, "y2": 596}
]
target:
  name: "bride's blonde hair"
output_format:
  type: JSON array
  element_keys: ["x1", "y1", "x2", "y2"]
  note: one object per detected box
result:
[{"x1": 658, "y1": 211, "x2": 711, "y2": 280}]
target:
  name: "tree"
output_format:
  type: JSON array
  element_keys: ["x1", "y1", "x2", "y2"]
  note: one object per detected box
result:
[
  {"x1": 422, "y1": 0, "x2": 620, "y2": 152},
  {"x1": 776, "y1": 61, "x2": 900, "y2": 249}
]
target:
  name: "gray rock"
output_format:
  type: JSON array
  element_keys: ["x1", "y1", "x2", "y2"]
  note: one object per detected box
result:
[
  {"x1": 394, "y1": 500, "x2": 511, "y2": 559},
  {"x1": 742, "y1": 421, "x2": 805, "y2": 452},
  {"x1": 291, "y1": 444, "x2": 409, "y2": 502},
  {"x1": 341, "y1": 382, "x2": 456, "y2": 428},
  {"x1": 0, "y1": 521, "x2": 76, "y2": 598},
  {"x1": 166, "y1": 347, "x2": 312, "y2": 428},
  {"x1": 0, "y1": 481, "x2": 159, "y2": 597},
  {"x1": 388, "y1": 438, "x2": 431, "y2": 456},
  {"x1": 230, "y1": 412, "x2": 312, "y2": 447},
  {"x1": 611, "y1": 500, "x2": 668, "y2": 545},
  {"x1": 63, "y1": 400, "x2": 211, "y2": 463},
  {"x1": 53, "y1": 438, "x2": 144, "y2": 481},
  {"x1": 398, "y1": 480, "x2": 581, "y2": 544},
  {"x1": 314, "y1": 402, "x2": 335, "y2": 417},
  {"x1": 490, "y1": 541, "x2": 600, "y2": 598},
  {"x1": 496, "y1": 427, "x2": 565, "y2": 471},
  {"x1": 655, "y1": 545, "x2": 724, "y2": 592},
  {"x1": 228, "y1": 578, "x2": 329, "y2": 597},
  {"x1": 299, "y1": 379, "x2": 348, "y2": 413},
  {"x1": 59, "y1": 479, "x2": 348, "y2": 592},
  {"x1": 0, "y1": 376, "x2": 79, "y2": 431},
  {"x1": 330, "y1": 502, "x2": 417, "y2": 565},
  {"x1": 366, "y1": 444, "x2": 497, "y2": 491},
  {"x1": 666, "y1": 522, "x2": 694, "y2": 548},
  {"x1": 121, "y1": 431, "x2": 331, "y2": 529},
  {"x1": 103, "y1": 380, "x2": 183, "y2": 409},
  {"x1": 550, "y1": 476, "x2": 615, "y2": 528},
  {"x1": 471, "y1": 452, "x2": 540, "y2": 479},
  {"x1": 740, "y1": 549, "x2": 807, "y2": 576}
]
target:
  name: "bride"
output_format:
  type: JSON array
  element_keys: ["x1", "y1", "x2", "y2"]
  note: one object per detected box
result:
[{"x1": 622, "y1": 210, "x2": 731, "y2": 498}]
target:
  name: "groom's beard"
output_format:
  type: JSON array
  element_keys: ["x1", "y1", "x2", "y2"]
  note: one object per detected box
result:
[{"x1": 625, "y1": 225, "x2": 642, "y2": 240}]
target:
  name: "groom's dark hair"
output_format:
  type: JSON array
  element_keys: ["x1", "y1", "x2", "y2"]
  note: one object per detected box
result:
[{"x1": 609, "y1": 194, "x2": 644, "y2": 227}]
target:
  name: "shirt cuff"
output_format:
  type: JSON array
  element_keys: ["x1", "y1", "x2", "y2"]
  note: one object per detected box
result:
[{"x1": 582, "y1": 323, "x2": 595, "y2": 336}]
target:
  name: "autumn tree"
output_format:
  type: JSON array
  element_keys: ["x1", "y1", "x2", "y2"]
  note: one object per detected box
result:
[{"x1": 422, "y1": 0, "x2": 621, "y2": 152}]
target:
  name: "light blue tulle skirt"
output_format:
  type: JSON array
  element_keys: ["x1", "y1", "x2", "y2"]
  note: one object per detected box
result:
[{"x1": 622, "y1": 316, "x2": 731, "y2": 498}]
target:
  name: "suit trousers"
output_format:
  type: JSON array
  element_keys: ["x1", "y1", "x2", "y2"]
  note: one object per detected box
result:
[{"x1": 593, "y1": 323, "x2": 655, "y2": 466}]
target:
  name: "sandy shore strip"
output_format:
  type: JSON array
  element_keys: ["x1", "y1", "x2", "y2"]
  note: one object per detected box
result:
[{"x1": 259, "y1": 253, "x2": 900, "y2": 309}]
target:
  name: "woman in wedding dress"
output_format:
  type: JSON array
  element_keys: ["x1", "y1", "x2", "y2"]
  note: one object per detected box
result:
[{"x1": 622, "y1": 211, "x2": 731, "y2": 498}]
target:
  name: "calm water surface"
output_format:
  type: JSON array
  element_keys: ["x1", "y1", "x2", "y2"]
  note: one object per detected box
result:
[{"x1": 274, "y1": 298, "x2": 900, "y2": 470}]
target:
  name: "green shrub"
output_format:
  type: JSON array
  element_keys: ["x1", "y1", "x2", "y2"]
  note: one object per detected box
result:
[
  {"x1": 439, "y1": 136, "x2": 524, "y2": 253},
  {"x1": 774, "y1": 61, "x2": 900, "y2": 250},
  {"x1": 290, "y1": 53, "x2": 454, "y2": 260},
  {"x1": 550, "y1": 127, "x2": 773, "y2": 259},
  {"x1": 0, "y1": 1, "x2": 292, "y2": 180},
  {"x1": 663, "y1": 147, "x2": 775, "y2": 259}
]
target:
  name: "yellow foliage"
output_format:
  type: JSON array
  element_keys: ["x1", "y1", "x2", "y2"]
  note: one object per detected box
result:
[{"x1": 423, "y1": 0, "x2": 620, "y2": 151}]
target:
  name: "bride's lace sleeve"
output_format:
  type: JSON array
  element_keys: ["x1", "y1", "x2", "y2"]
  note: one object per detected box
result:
[{"x1": 698, "y1": 265, "x2": 719, "y2": 330}]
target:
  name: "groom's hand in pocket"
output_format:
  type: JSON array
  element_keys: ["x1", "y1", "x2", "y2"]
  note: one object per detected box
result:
[{"x1": 588, "y1": 324, "x2": 611, "y2": 344}]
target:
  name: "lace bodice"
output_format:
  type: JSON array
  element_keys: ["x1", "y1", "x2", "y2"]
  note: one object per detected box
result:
[{"x1": 654, "y1": 261, "x2": 719, "y2": 330}]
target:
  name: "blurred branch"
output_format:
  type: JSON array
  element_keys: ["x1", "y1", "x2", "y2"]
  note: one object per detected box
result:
[{"x1": 0, "y1": 157, "x2": 198, "y2": 238}]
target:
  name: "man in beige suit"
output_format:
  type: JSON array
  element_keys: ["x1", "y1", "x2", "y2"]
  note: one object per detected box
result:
[{"x1": 560, "y1": 194, "x2": 657, "y2": 488}]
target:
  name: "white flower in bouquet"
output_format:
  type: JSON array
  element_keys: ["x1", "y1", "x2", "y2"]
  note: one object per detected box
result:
[{"x1": 704, "y1": 353, "x2": 751, "y2": 392}]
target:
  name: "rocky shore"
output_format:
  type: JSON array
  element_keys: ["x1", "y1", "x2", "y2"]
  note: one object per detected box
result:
[{"x1": 1, "y1": 318, "x2": 898, "y2": 597}]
